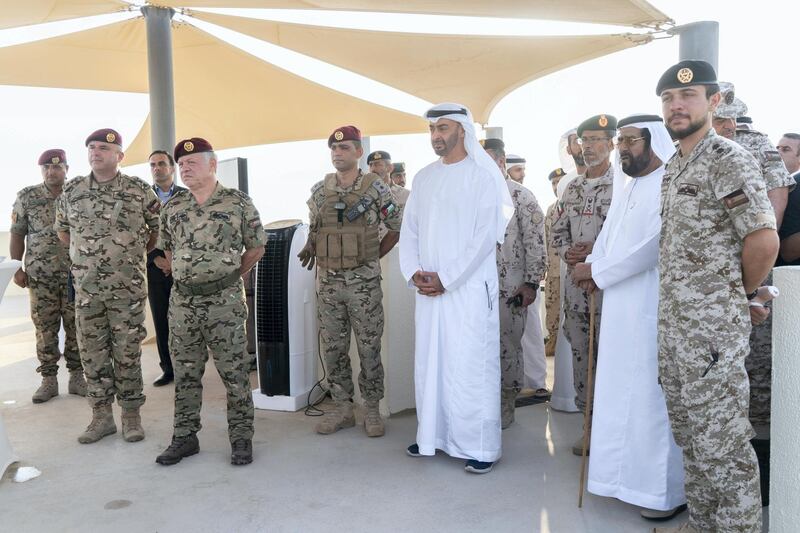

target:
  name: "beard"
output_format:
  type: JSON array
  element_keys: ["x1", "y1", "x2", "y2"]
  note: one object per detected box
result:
[
  {"x1": 666, "y1": 113, "x2": 706, "y2": 140},
  {"x1": 572, "y1": 152, "x2": 585, "y2": 167},
  {"x1": 621, "y1": 150, "x2": 652, "y2": 177},
  {"x1": 432, "y1": 130, "x2": 460, "y2": 156}
]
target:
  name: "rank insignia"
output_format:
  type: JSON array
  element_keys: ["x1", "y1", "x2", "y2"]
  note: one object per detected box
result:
[{"x1": 723, "y1": 189, "x2": 749, "y2": 209}]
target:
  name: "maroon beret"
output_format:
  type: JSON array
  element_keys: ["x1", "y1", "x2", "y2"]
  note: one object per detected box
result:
[
  {"x1": 85, "y1": 128, "x2": 122, "y2": 147},
  {"x1": 38, "y1": 149, "x2": 67, "y2": 166},
  {"x1": 174, "y1": 137, "x2": 214, "y2": 162},
  {"x1": 328, "y1": 125, "x2": 361, "y2": 148}
]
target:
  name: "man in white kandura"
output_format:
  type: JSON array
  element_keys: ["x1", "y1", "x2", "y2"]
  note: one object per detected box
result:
[
  {"x1": 399, "y1": 102, "x2": 513, "y2": 474},
  {"x1": 571, "y1": 114, "x2": 687, "y2": 520}
]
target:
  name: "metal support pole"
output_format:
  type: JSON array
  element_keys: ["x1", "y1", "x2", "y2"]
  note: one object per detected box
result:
[
  {"x1": 669, "y1": 21, "x2": 719, "y2": 74},
  {"x1": 142, "y1": 6, "x2": 176, "y2": 154}
]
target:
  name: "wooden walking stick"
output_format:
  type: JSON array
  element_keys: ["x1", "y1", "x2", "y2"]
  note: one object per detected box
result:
[{"x1": 578, "y1": 291, "x2": 597, "y2": 508}]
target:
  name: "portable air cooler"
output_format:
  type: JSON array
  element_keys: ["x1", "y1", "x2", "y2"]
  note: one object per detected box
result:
[{"x1": 251, "y1": 220, "x2": 321, "y2": 411}]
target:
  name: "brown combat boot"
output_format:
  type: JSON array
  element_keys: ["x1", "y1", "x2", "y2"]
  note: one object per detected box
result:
[
  {"x1": 68, "y1": 371, "x2": 87, "y2": 396},
  {"x1": 315, "y1": 401, "x2": 355, "y2": 434},
  {"x1": 364, "y1": 402, "x2": 385, "y2": 437},
  {"x1": 78, "y1": 404, "x2": 117, "y2": 444},
  {"x1": 121, "y1": 408, "x2": 145, "y2": 442},
  {"x1": 501, "y1": 389, "x2": 516, "y2": 430},
  {"x1": 32, "y1": 376, "x2": 58, "y2": 404}
]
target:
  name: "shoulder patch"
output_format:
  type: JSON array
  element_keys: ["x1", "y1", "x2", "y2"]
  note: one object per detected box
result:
[
  {"x1": 372, "y1": 179, "x2": 390, "y2": 196},
  {"x1": 723, "y1": 188, "x2": 749, "y2": 209},
  {"x1": 763, "y1": 150, "x2": 782, "y2": 163},
  {"x1": 311, "y1": 181, "x2": 324, "y2": 194}
]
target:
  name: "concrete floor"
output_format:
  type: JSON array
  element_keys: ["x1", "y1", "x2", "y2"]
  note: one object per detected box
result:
[{"x1": 0, "y1": 295, "x2": 692, "y2": 533}]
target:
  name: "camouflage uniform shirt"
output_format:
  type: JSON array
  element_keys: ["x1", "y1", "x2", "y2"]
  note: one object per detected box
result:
[
  {"x1": 735, "y1": 129, "x2": 795, "y2": 192},
  {"x1": 497, "y1": 178, "x2": 547, "y2": 291},
  {"x1": 159, "y1": 182, "x2": 267, "y2": 283},
  {"x1": 11, "y1": 183, "x2": 70, "y2": 279},
  {"x1": 54, "y1": 172, "x2": 159, "y2": 297},
  {"x1": 659, "y1": 129, "x2": 776, "y2": 342}
]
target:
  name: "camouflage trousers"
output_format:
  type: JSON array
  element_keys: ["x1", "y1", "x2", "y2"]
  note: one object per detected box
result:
[
  {"x1": 74, "y1": 290, "x2": 146, "y2": 409},
  {"x1": 499, "y1": 289, "x2": 526, "y2": 396},
  {"x1": 543, "y1": 271, "x2": 560, "y2": 359},
  {"x1": 317, "y1": 275, "x2": 384, "y2": 404},
  {"x1": 563, "y1": 309, "x2": 600, "y2": 411},
  {"x1": 658, "y1": 334, "x2": 761, "y2": 532},
  {"x1": 746, "y1": 271, "x2": 772, "y2": 433},
  {"x1": 169, "y1": 283, "x2": 254, "y2": 443},
  {"x1": 28, "y1": 274, "x2": 81, "y2": 376}
]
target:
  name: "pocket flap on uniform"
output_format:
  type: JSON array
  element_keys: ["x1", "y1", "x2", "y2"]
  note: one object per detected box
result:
[
  {"x1": 317, "y1": 234, "x2": 328, "y2": 257},
  {"x1": 327, "y1": 234, "x2": 342, "y2": 258},
  {"x1": 342, "y1": 233, "x2": 358, "y2": 257}
]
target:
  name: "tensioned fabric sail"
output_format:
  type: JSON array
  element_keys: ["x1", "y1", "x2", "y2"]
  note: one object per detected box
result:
[
  {"x1": 0, "y1": 0, "x2": 129, "y2": 30},
  {"x1": 161, "y1": 0, "x2": 671, "y2": 26},
  {"x1": 191, "y1": 11, "x2": 652, "y2": 124},
  {"x1": 0, "y1": 18, "x2": 427, "y2": 164}
]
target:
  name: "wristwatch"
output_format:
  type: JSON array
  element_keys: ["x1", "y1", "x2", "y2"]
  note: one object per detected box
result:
[{"x1": 746, "y1": 289, "x2": 758, "y2": 301}]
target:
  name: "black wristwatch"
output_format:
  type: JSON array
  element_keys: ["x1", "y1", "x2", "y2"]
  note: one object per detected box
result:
[{"x1": 746, "y1": 289, "x2": 758, "y2": 301}]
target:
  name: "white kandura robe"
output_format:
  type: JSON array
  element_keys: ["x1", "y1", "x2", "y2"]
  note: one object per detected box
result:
[
  {"x1": 521, "y1": 297, "x2": 547, "y2": 390},
  {"x1": 586, "y1": 168, "x2": 686, "y2": 510},
  {"x1": 399, "y1": 157, "x2": 503, "y2": 463}
]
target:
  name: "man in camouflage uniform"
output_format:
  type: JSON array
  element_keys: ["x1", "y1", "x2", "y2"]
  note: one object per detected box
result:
[
  {"x1": 155, "y1": 138, "x2": 266, "y2": 467},
  {"x1": 712, "y1": 82, "x2": 796, "y2": 505},
  {"x1": 654, "y1": 60, "x2": 778, "y2": 533},
  {"x1": 544, "y1": 168, "x2": 566, "y2": 359},
  {"x1": 369, "y1": 150, "x2": 410, "y2": 207},
  {"x1": 483, "y1": 139, "x2": 547, "y2": 428},
  {"x1": 298, "y1": 126, "x2": 402, "y2": 438},
  {"x1": 390, "y1": 162, "x2": 407, "y2": 188},
  {"x1": 551, "y1": 114, "x2": 616, "y2": 455},
  {"x1": 10, "y1": 149, "x2": 85, "y2": 403},
  {"x1": 505, "y1": 154, "x2": 526, "y2": 184},
  {"x1": 55, "y1": 129, "x2": 158, "y2": 445}
]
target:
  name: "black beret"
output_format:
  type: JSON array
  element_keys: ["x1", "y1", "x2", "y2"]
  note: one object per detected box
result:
[
  {"x1": 367, "y1": 150, "x2": 391, "y2": 164},
  {"x1": 548, "y1": 168, "x2": 565, "y2": 181},
  {"x1": 391, "y1": 162, "x2": 406, "y2": 174},
  {"x1": 174, "y1": 137, "x2": 214, "y2": 161},
  {"x1": 655, "y1": 60, "x2": 718, "y2": 96},
  {"x1": 618, "y1": 114, "x2": 663, "y2": 128},
  {"x1": 577, "y1": 114, "x2": 617, "y2": 137},
  {"x1": 480, "y1": 138, "x2": 505, "y2": 152}
]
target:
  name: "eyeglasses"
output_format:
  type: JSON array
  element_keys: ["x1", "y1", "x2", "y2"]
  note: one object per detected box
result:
[
  {"x1": 576, "y1": 136, "x2": 611, "y2": 146},
  {"x1": 615, "y1": 136, "x2": 646, "y2": 147}
]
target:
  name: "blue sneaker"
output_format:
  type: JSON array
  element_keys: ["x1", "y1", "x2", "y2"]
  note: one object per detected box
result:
[
  {"x1": 406, "y1": 443, "x2": 422, "y2": 457},
  {"x1": 465, "y1": 460, "x2": 494, "y2": 474}
]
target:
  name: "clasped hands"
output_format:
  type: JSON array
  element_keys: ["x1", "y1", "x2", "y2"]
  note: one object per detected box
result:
[{"x1": 412, "y1": 270, "x2": 445, "y2": 297}]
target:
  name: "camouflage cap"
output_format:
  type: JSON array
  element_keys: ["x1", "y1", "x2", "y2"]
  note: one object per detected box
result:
[{"x1": 714, "y1": 96, "x2": 748, "y2": 120}]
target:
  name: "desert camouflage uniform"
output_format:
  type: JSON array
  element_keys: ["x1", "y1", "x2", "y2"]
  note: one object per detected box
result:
[
  {"x1": 54, "y1": 172, "x2": 158, "y2": 408},
  {"x1": 378, "y1": 183, "x2": 409, "y2": 240},
  {"x1": 734, "y1": 128, "x2": 795, "y2": 432},
  {"x1": 11, "y1": 183, "x2": 81, "y2": 376},
  {"x1": 308, "y1": 171, "x2": 401, "y2": 404},
  {"x1": 551, "y1": 166, "x2": 613, "y2": 410},
  {"x1": 543, "y1": 201, "x2": 561, "y2": 358},
  {"x1": 497, "y1": 179, "x2": 547, "y2": 399},
  {"x1": 659, "y1": 129, "x2": 774, "y2": 532},
  {"x1": 159, "y1": 183, "x2": 266, "y2": 443}
]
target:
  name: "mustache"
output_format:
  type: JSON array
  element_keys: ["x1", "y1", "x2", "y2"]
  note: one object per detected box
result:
[{"x1": 669, "y1": 113, "x2": 690, "y2": 122}]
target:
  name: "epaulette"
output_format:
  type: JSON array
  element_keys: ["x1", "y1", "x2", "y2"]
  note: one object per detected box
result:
[
  {"x1": 372, "y1": 178, "x2": 390, "y2": 196},
  {"x1": 63, "y1": 175, "x2": 88, "y2": 193},
  {"x1": 311, "y1": 181, "x2": 324, "y2": 195},
  {"x1": 164, "y1": 188, "x2": 188, "y2": 207},
  {"x1": 225, "y1": 187, "x2": 250, "y2": 201}
]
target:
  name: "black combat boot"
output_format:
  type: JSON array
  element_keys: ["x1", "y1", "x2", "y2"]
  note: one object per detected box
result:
[
  {"x1": 231, "y1": 438, "x2": 253, "y2": 466},
  {"x1": 156, "y1": 434, "x2": 199, "y2": 465}
]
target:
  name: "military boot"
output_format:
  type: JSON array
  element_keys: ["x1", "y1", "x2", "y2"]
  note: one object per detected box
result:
[
  {"x1": 68, "y1": 371, "x2": 87, "y2": 396},
  {"x1": 653, "y1": 523, "x2": 697, "y2": 533},
  {"x1": 501, "y1": 389, "x2": 516, "y2": 430},
  {"x1": 156, "y1": 434, "x2": 199, "y2": 466},
  {"x1": 78, "y1": 404, "x2": 117, "y2": 444},
  {"x1": 121, "y1": 408, "x2": 145, "y2": 442},
  {"x1": 32, "y1": 376, "x2": 58, "y2": 404},
  {"x1": 231, "y1": 439, "x2": 253, "y2": 465},
  {"x1": 364, "y1": 402, "x2": 385, "y2": 437},
  {"x1": 315, "y1": 401, "x2": 355, "y2": 434}
]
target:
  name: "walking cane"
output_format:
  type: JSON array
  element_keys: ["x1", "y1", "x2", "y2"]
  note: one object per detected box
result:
[{"x1": 578, "y1": 291, "x2": 597, "y2": 508}]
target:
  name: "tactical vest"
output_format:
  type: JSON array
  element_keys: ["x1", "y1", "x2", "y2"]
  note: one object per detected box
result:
[{"x1": 315, "y1": 173, "x2": 381, "y2": 270}]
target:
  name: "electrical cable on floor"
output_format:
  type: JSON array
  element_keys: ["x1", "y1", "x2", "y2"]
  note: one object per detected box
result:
[{"x1": 303, "y1": 325, "x2": 328, "y2": 416}]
